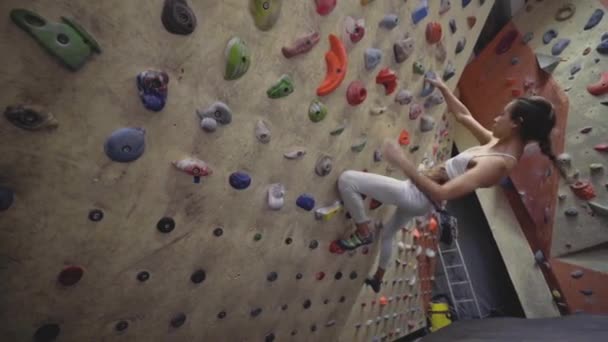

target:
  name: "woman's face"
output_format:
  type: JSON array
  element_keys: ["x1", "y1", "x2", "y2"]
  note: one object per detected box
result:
[{"x1": 491, "y1": 101, "x2": 519, "y2": 139}]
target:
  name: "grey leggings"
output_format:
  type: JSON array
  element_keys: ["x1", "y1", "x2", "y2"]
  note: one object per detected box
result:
[{"x1": 338, "y1": 170, "x2": 432, "y2": 269}]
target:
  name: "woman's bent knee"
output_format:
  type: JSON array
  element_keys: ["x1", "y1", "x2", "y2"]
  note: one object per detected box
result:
[{"x1": 338, "y1": 170, "x2": 358, "y2": 191}]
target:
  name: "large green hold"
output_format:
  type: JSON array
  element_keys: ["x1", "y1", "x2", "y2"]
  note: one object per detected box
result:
[
  {"x1": 267, "y1": 74, "x2": 294, "y2": 99},
  {"x1": 10, "y1": 9, "x2": 101, "y2": 71},
  {"x1": 224, "y1": 37, "x2": 251, "y2": 80},
  {"x1": 308, "y1": 99, "x2": 327, "y2": 123},
  {"x1": 249, "y1": 0, "x2": 282, "y2": 31}
]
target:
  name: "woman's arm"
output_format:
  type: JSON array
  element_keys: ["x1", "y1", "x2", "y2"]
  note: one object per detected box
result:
[{"x1": 428, "y1": 78, "x2": 494, "y2": 145}]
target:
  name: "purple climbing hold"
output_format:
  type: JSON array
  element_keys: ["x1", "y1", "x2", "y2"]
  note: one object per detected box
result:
[
  {"x1": 542, "y1": 29, "x2": 558, "y2": 45},
  {"x1": 584, "y1": 9, "x2": 604, "y2": 30},
  {"x1": 570, "y1": 270, "x2": 584, "y2": 279},
  {"x1": 424, "y1": 93, "x2": 444, "y2": 108},
  {"x1": 580, "y1": 289, "x2": 593, "y2": 296},
  {"x1": 395, "y1": 89, "x2": 413, "y2": 105},
  {"x1": 570, "y1": 63, "x2": 581, "y2": 76},
  {"x1": 136, "y1": 70, "x2": 169, "y2": 111},
  {"x1": 602, "y1": 32, "x2": 608, "y2": 42},
  {"x1": 229, "y1": 171, "x2": 251, "y2": 190},
  {"x1": 551, "y1": 38, "x2": 570, "y2": 56},
  {"x1": 511, "y1": 57, "x2": 520, "y2": 65},
  {"x1": 409, "y1": 103, "x2": 423, "y2": 120},
  {"x1": 411, "y1": 1, "x2": 429, "y2": 25},
  {"x1": 104, "y1": 127, "x2": 146, "y2": 162},
  {"x1": 296, "y1": 194, "x2": 315, "y2": 211},
  {"x1": 0, "y1": 186, "x2": 14, "y2": 211},
  {"x1": 373, "y1": 149, "x2": 382, "y2": 162},
  {"x1": 455, "y1": 37, "x2": 466, "y2": 54},
  {"x1": 496, "y1": 30, "x2": 518, "y2": 54},
  {"x1": 449, "y1": 19, "x2": 457, "y2": 34},
  {"x1": 439, "y1": 0, "x2": 451, "y2": 15},
  {"x1": 420, "y1": 71, "x2": 436, "y2": 97},
  {"x1": 598, "y1": 39, "x2": 608, "y2": 55}
]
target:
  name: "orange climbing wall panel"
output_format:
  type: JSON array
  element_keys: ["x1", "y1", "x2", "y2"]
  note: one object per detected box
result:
[
  {"x1": 551, "y1": 260, "x2": 608, "y2": 314},
  {"x1": 458, "y1": 21, "x2": 568, "y2": 256}
]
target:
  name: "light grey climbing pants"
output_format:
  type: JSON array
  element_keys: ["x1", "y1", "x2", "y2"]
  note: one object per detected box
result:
[{"x1": 338, "y1": 170, "x2": 432, "y2": 269}]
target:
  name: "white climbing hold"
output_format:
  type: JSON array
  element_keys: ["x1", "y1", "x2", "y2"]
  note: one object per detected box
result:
[
  {"x1": 397, "y1": 241, "x2": 406, "y2": 251},
  {"x1": 284, "y1": 149, "x2": 306, "y2": 160},
  {"x1": 425, "y1": 248, "x2": 436, "y2": 258},
  {"x1": 370, "y1": 106, "x2": 387, "y2": 115},
  {"x1": 415, "y1": 245, "x2": 422, "y2": 256},
  {"x1": 172, "y1": 157, "x2": 212, "y2": 177},
  {"x1": 200, "y1": 117, "x2": 218, "y2": 132},
  {"x1": 255, "y1": 120, "x2": 271, "y2": 143},
  {"x1": 395, "y1": 89, "x2": 413, "y2": 105},
  {"x1": 267, "y1": 183, "x2": 286, "y2": 210}
]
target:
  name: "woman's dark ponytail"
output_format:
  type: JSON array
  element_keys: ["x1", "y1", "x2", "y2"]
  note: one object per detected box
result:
[
  {"x1": 538, "y1": 136, "x2": 556, "y2": 162},
  {"x1": 511, "y1": 96, "x2": 557, "y2": 162}
]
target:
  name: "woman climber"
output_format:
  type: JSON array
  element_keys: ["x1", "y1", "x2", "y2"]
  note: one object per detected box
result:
[{"x1": 336, "y1": 77, "x2": 557, "y2": 293}]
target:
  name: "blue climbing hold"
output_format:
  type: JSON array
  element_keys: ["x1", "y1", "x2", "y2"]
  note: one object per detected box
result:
[
  {"x1": 411, "y1": 1, "x2": 428, "y2": 25},
  {"x1": 602, "y1": 32, "x2": 608, "y2": 41},
  {"x1": 598, "y1": 40, "x2": 608, "y2": 55},
  {"x1": 136, "y1": 70, "x2": 169, "y2": 112},
  {"x1": 296, "y1": 194, "x2": 315, "y2": 211},
  {"x1": 462, "y1": 0, "x2": 471, "y2": 8},
  {"x1": 542, "y1": 29, "x2": 558, "y2": 45},
  {"x1": 379, "y1": 14, "x2": 399, "y2": 29},
  {"x1": 229, "y1": 171, "x2": 251, "y2": 190},
  {"x1": 551, "y1": 38, "x2": 570, "y2": 56},
  {"x1": 364, "y1": 48, "x2": 382, "y2": 70},
  {"x1": 584, "y1": 9, "x2": 604, "y2": 30},
  {"x1": 0, "y1": 186, "x2": 14, "y2": 211},
  {"x1": 104, "y1": 127, "x2": 146, "y2": 162}
]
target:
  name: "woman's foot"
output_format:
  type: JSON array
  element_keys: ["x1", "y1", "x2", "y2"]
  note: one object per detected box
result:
[
  {"x1": 337, "y1": 231, "x2": 373, "y2": 250},
  {"x1": 365, "y1": 276, "x2": 382, "y2": 293}
]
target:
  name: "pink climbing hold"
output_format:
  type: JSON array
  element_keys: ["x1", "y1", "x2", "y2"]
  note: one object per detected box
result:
[
  {"x1": 315, "y1": 0, "x2": 337, "y2": 16},
  {"x1": 346, "y1": 81, "x2": 367, "y2": 106},
  {"x1": 496, "y1": 30, "x2": 518, "y2": 54},
  {"x1": 587, "y1": 71, "x2": 608, "y2": 96},
  {"x1": 409, "y1": 103, "x2": 423, "y2": 120},
  {"x1": 594, "y1": 144, "x2": 608, "y2": 152}
]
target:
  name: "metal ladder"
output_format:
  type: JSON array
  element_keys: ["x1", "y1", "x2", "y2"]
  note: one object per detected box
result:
[{"x1": 437, "y1": 239, "x2": 482, "y2": 319}]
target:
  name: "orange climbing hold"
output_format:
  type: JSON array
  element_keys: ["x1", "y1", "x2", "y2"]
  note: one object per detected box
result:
[
  {"x1": 398, "y1": 129, "x2": 410, "y2": 145},
  {"x1": 586, "y1": 71, "x2": 608, "y2": 96},
  {"x1": 316, "y1": 34, "x2": 348, "y2": 97},
  {"x1": 379, "y1": 296, "x2": 388, "y2": 306},
  {"x1": 425, "y1": 22, "x2": 442, "y2": 44},
  {"x1": 428, "y1": 216, "x2": 438, "y2": 233},
  {"x1": 570, "y1": 180, "x2": 596, "y2": 200}
]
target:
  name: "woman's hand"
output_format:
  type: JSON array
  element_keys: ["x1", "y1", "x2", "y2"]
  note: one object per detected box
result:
[{"x1": 427, "y1": 77, "x2": 448, "y2": 91}]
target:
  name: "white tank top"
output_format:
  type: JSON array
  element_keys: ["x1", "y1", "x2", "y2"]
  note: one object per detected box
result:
[{"x1": 444, "y1": 148, "x2": 517, "y2": 179}]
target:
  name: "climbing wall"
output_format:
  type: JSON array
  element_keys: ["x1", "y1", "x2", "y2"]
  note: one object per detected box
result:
[
  {"x1": 459, "y1": 0, "x2": 608, "y2": 315},
  {"x1": 0, "y1": 0, "x2": 493, "y2": 341}
]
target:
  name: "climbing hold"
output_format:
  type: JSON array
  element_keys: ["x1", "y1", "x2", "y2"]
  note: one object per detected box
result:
[
  {"x1": 409, "y1": 103, "x2": 423, "y2": 120},
  {"x1": 284, "y1": 149, "x2": 306, "y2": 160},
  {"x1": 542, "y1": 29, "x2": 558, "y2": 44},
  {"x1": 376, "y1": 68, "x2": 398, "y2": 95},
  {"x1": 522, "y1": 32, "x2": 533, "y2": 44},
  {"x1": 136, "y1": 271, "x2": 150, "y2": 282},
  {"x1": 330, "y1": 122, "x2": 346, "y2": 136},
  {"x1": 435, "y1": 40, "x2": 447, "y2": 63},
  {"x1": 213, "y1": 228, "x2": 223, "y2": 237},
  {"x1": 467, "y1": 16, "x2": 476, "y2": 28},
  {"x1": 536, "y1": 53, "x2": 561, "y2": 73},
  {"x1": 58, "y1": 265, "x2": 84, "y2": 286},
  {"x1": 34, "y1": 324, "x2": 61, "y2": 342},
  {"x1": 229, "y1": 172, "x2": 251, "y2": 190},
  {"x1": 379, "y1": 14, "x2": 399, "y2": 30},
  {"x1": 580, "y1": 289, "x2": 593, "y2": 296},
  {"x1": 420, "y1": 115, "x2": 435, "y2": 132},
  {"x1": 570, "y1": 269, "x2": 583, "y2": 279},
  {"x1": 580, "y1": 126, "x2": 592, "y2": 134},
  {"x1": 309, "y1": 240, "x2": 319, "y2": 249},
  {"x1": 394, "y1": 37, "x2": 415, "y2": 64},
  {"x1": 10, "y1": 9, "x2": 101, "y2": 71},
  {"x1": 4, "y1": 105, "x2": 58, "y2": 130},
  {"x1": 588, "y1": 201, "x2": 608, "y2": 217},
  {"x1": 584, "y1": 9, "x2": 604, "y2": 30},
  {"x1": 364, "y1": 48, "x2": 382, "y2": 70},
  {"x1": 88, "y1": 209, "x2": 103, "y2": 222},
  {"x1": 250, "y1": 308, "x2": 262, "y2": 317},
  {"x1": 315, "y1": 0, "x2": 337, "y2": 16},
  {"x1": 317, "y1": 34, "x2": 347, "y2": 97},
  {"x1": 462, "y1": 0, "x2": 471, "y2": 8},
  {"x1": 534, "y1": 250, "x2": 548, "y2": 267},
  {"x1": 104, "y1": 127, "x2": 146, "y2": 163},
  {"x1": 370, "y1": 106, "x2": 387, "y2": 116},
  {"x1": 253, "y1": 233, "x2": 263, "y2": 241},
  {"x1": 420, "y1": 72, "x2": 436, "y2": 97},
  {"x1": 564, "y1": 208, "x2": 578, "y2": 217},
  {"x1": 587, "y1": 71, "x2": 608, "y2": 96},
  {"x1": 314, "y1": 201, "x2": 342, "y2": 221},
  {"x1": 425, "y1": 248, "x2": 436, "y2": 258},
  {"x1": 267, "y1": 271, "x2": 278, "y2": 282},
  {"x1": 267, "y1": 74, "x2": 294, "y2": 99},
  {"x1": 413, "y1": 61, "x2": 425, "y2": 75},
  {"x1": 249, "y1": 0, "x2": 282, "y2": 31},
  {"x1": 412, "y1": 1, "x2": 429, "y2": 24},
  {"x1": 162, "y1": 0, "x2": 197, "y2": 35},
  {"x1": 282, "y1": 31, "x2": 320, "y2": 58},
  {"x1": 308, "y1": 99, "x2": 327, "y2": 123},
  {"x1": 255, "y1": 120, "x2": 271, "y2": 143},
  {"x1": 570, "y1": 180, "x2": 596, "y2": 200},
  {"x1": 455, "y1": 37, "x2": 466, "y2": 54},
  {"x1": 583, "y1": 47, "x2": 592, "y2": 55},
  {"x1": 346, "y1": 81, "x2": 367, "y2": 106},
  {"x1": 373, "y1": 149, "x2": 383, "y2": 162},
  {"x1": 555, "y1": 3, "x2": 575, "y2": 22},
  {"x1": 398, "y1": 130, "x2": 410, "y2": 145},
  {"x1": 424, "y1": 93, "x2": 444, "y2": 108},
  {"x1": 442, "y1": 62, "x2": 456, "y2": 81},
  {"x1": 598, "y1": 40, "x2": 608, "y2": 55},
  {"x1": 425, "y1": 22, "x2": 442, "y2": 44},
  {"x1": 496, "y1": 30, "x2": 518, "y2": 54},
  {"x1": 197, "y1": 101, "x2": 232, "y2": 126},
  {"x1": 172, "y1": 158, "x2": 212, "y2": 177},
  {"x1": 296, "y1": 194, "x2": 315, "y2": 211},
  {"x1": 200, "y1": 118, "x2": 217, "y2": 132},
  {"x1": 136, "y1": 70, "x2": 169, "y2": 111},
  {"x1": 343, "y1": 16, "x2": 365, "y2": 44},
  {"x1": 315, "y1": 155, "x2": 333, "y2": 176},
  {"x1": 351, "y1": 135, "x2": 367, "y2": 152},
  {"x1": 395, "y1": 90, "x2": 413, "y2": 105},
  {"x1": 170, "y1": 313, "x2": 186, "y2": 328},
  {"x1": 449, "y1": 19, "x2": 457, "y2": 34},
  {"x1": 157, "y1": 217, "x2": 175, "y2": 233},
  {"x1": 594, "y1": 144, "x2": 608, "y2": 152},
  {"x1": 551, "y1": 38, "x2": 570, "y2": 56},
  {"x1": 590, "y1": 163, "x2": 603, "y2": 173},
  {"x1": 191, "y1": 269, "x2": 206, "y2": 283},
  {"x1": 439, "y1": 0, "x2": 451, "y2": 15},
  {"x1": 570, "y1": 63, "x2": 581, "y2": 76},
  {"x1": 115, "y1": 321, "x2": 128, "y2": 332},
  {"x1": 224, "y1": 37, "x2": 250, "y2": 80}
]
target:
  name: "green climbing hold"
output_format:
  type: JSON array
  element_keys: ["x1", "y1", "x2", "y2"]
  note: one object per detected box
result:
[
  {"x1": 413, "y1": 61, "x2": 425, "y2": 75},
  {"x1": 351, "y1": 135, "x2": 368, "y2": 152},
  {"x1": 330, "y1": 123, "x2": 346, "y2": 136},
  {"x1": 224, "y1": 37, "x2": 250, "y2": 80},
  {"x1": 308, "y1": 99, "x2": 327, "y2": 123},
  {"x1": 253, "y1": 233, "x2": 262, "y2": 241},
  {"x1": 10, "y1": 9, "x2": 101, "y2": 71},
  {"x1": 267, "y1": 74, "x2": 294, "y2": 99},
  {"x1": 249, "y1": 0, "x2": 282, "y2": 31}
]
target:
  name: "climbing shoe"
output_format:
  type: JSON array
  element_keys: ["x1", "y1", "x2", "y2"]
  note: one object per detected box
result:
[
  {"x1": 337, "y1": 231, "x2": 373, "y2": 251},
  {"x1": 365, "y1": 277, "x2": 382, "y2": 293}
]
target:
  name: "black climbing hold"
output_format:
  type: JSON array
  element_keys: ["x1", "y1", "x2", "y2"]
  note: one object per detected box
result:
[
  {"x1": 265, "y1": 333, "x2": 275, "y2": 342},
  {"x1": 88, "y1": 209, "x2": 104, "y2": 222},
  {"x1": 115, "y1": 321, "x2": 128, "y2": 332},
  {"x1": 104, "y1": 127, "x2": 146, "y2": 163},
  {"x1": 170, "y1": 313, "x2": 187, "y2": 328},
  {"x1": 339, "y1": 296, "x2": 346, "y2": 303},
  {"x1": 334, "y1": 271, "x2": 343, "y2": 280},
  {"x1": 349, "y1": 271, "x2": 358, "y2": 280},
  {"x1": 250, "y1": 308, "x2": 262, "y2": 317},
  {"x1": 253, "y1": 233, "x2": 262, "y2": 241},
  {"x1": 296, "y1": 273, "x2": 303, "y2": 280},
  {"x1": 157, "y1": 217, "x2": 175, "y2": 233},
  {"x1": 58, "y1": 266, "x2": 84, "y2": 286},
  {"x1": 4, "y1": 105, "x2": 58, "y2": 130},
  {"x1": 309, "y1": 240, "x2": 319, "y2": 249},
  {"x1": 303, "y1": 299, "x2": 311, "y2": 309},
  {"x1": 267, "y1": 272, "x2": 278, "y2": 282},
  {"x1": 137, "y1": 271, "x2": 150, "y2": 282},
  {"x1": 213, "y1": 227, "x2": 223, "y2": 237},
  {"x1": 310, "y1": 324, "x2": 317, "y2": 332},
  {"x1": 34, "y1": 324, "x2": 60, "y2": 342},
  {"x1": 291, "y1": 330, "x2": 297, "y2": 336},
  {"x1": 323, "y1": 299, "x2": 330, "y2": 304},
  {"x1": 162, "y1": 0, "x2": 197, "y2": 35},
  {"x1": 229, "y1": 171, "x2": 252, "y2": 190},
  {"x1": 190, "y1": 269, "x2": 206, "y2": 284},
  {"x1": 580, "y1": 289, "x2": 593, "y2": 296},
  {"x1": 0, "y1": 186, "x2": 15, "y2": 211},
  {"x1": 281, "y1": 304, "x2": 288, "y2": 310},
  {"x1": 217, "y1": 311, "x2": 226, "y2": 319},
  {"x1": 285, "y1": 237, "x2": 293, "y2": 245}
]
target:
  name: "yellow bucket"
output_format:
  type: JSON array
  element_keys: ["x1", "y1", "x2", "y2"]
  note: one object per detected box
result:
[{"x1": 429, "y1": 302, "x2": 452, "y2": 332}]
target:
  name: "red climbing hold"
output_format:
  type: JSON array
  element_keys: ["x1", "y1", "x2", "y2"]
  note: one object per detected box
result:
[
  {"x1": 398, "y1": 129, "x2": 410, "y2": 146},
  {"x1": 329, "y1": 240, "x2": 345, "y2": 254},
  {"x1": 375, "y1": 68, "x2": 398, "y2": 95},
  {"x1": 586, "y1": 71, "x2": 608, "y2": 96},
  {"x1": 570, "y1": 180, "x2": 596, "y2": 200},
  {"x1": 58, "y1": 265, "x2": 84, "y2": 286},
  {"x1": 425, "y1": 22, "x2": 442, "y2": 44},
  {"x1": 346, "y1": 80, "x2": 367, "y2": 105},
  {"x1": 379, "y1": 296, "x2": 388, "y2": 306},
  {"x1": 315, "y1": 0, "x2": 337, "y2": 16},
  {"x1": 594, "y1": 144, "x2": 608, "y2": 152}
]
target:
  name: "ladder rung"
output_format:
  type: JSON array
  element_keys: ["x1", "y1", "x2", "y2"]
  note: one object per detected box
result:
[
  {"x1": 445, "y1": 264, "x2": 464, "y2": 269},
  {"x1": 441, "y1": 248, "x2": 458, "y2": 253},
  {"x1": 451, "y1": 281, "x2": 469, "y2": 285},
  {"x1": 455, "y1": 299, "x2": 474, "y2": 303}
]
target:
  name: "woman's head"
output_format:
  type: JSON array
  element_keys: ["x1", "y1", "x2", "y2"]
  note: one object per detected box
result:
[{"x1": 492, "y1": 96, "x2": 556, "y2": 161}]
